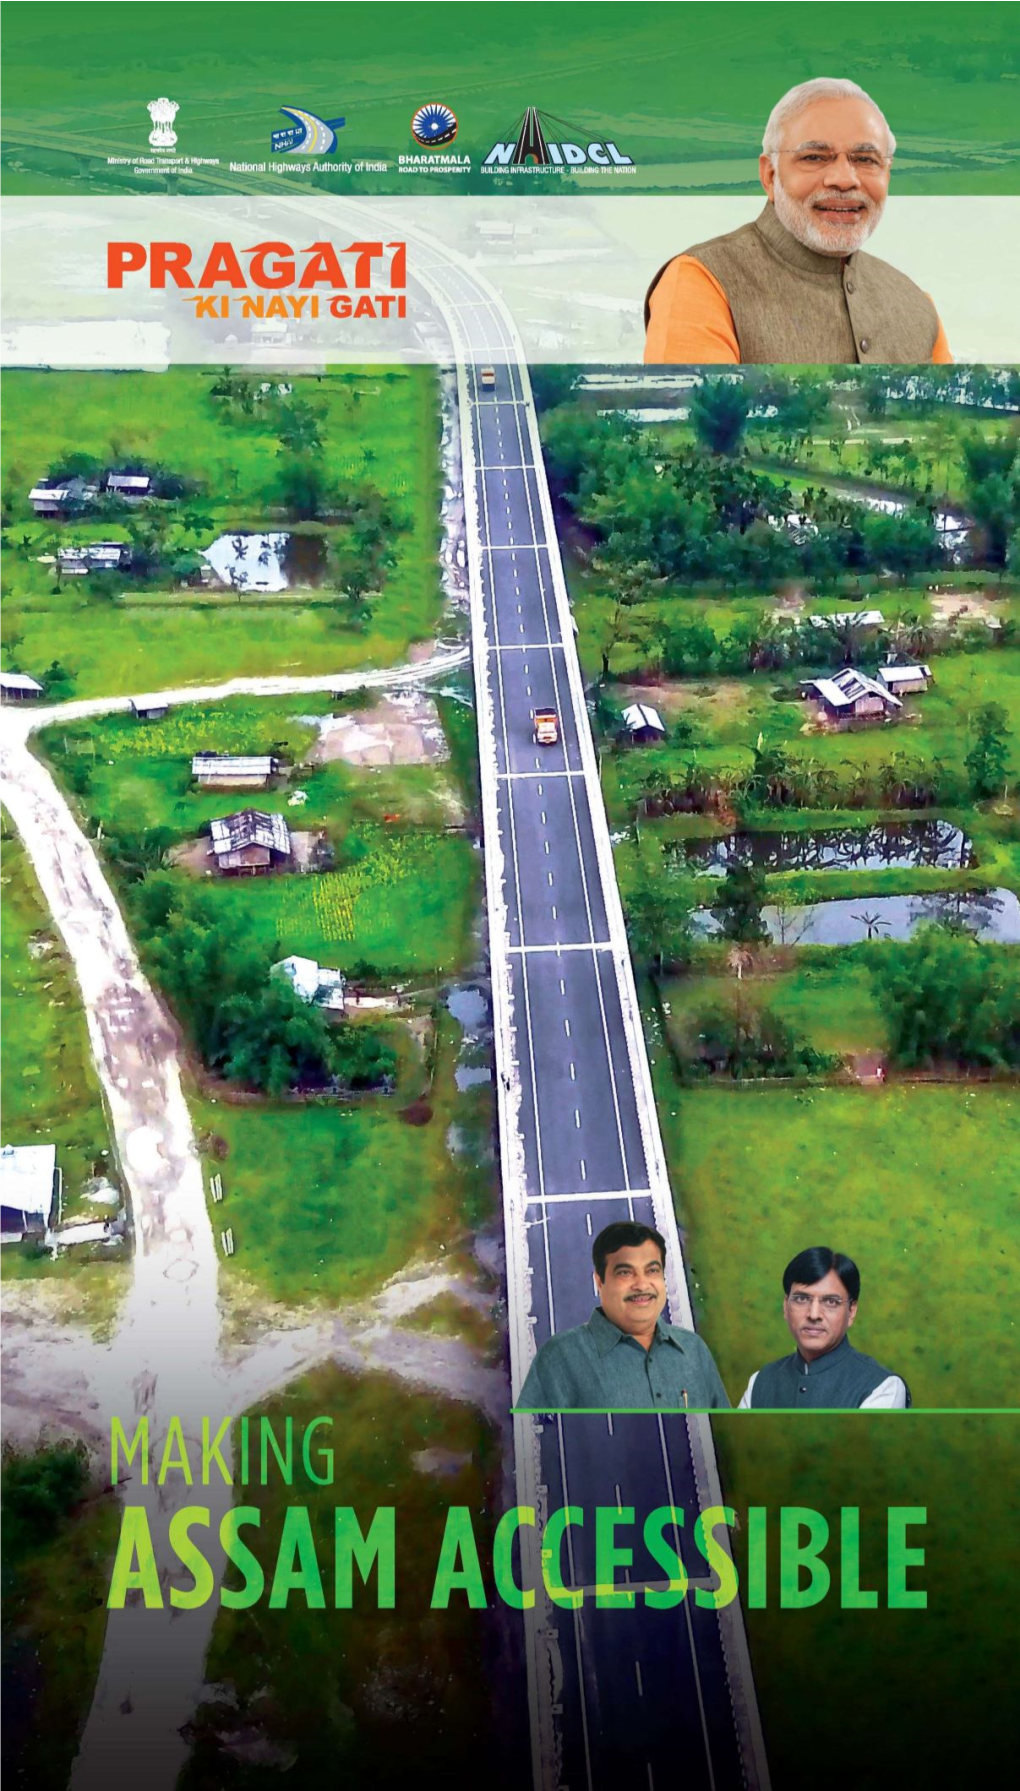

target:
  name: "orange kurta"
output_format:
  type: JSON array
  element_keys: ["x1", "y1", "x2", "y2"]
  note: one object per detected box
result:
[{"x1": 645, "y1": 253, "x2": 953, "y2": 365}]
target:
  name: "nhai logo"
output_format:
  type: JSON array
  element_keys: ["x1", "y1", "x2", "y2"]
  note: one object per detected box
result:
[
  {"x1": 483, "y1": 106, "x2": 634, "y2": 171},
  {"x1": 272, "y1": 107, "x2": 346, "y2": 156}
]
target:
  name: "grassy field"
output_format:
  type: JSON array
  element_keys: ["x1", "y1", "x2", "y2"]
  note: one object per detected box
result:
[
  {"x1": 39, "y1": 696, "x2": 479, "y2": 979},
  {"x1": 1, "y1": 815, "x2": 117, "y2": 1240},
  {"x1": 660, "y1": 954, "x2": 888, "y2": 1058},
  {"x1": 1, "y1": 367, "x2": 444, "y2": 696},
  {"x1": 651, "y1": 1065, "x2": 1020, "y2": 1409},
  {"x1": 182, "y1": 1364, "x2": 518, "y2": 1791},
  {"x1": 1, "y1": 1457, "x2": 119, "y2": 1790},
  {"x1": 718, "y1": 1415, "x2": 1019, "y2": 1785},
  {"x1": 193, "y1": 1002, "x2": 493, "y2": 1308}
]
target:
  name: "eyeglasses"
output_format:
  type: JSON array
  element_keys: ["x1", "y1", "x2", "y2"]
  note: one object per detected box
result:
[
  {"x1": 780, "y1": 150, "x2": 891, "y2": 174},
  {"x1": 787, "y1": 1292, "x2": 849, "y2": 1312}
]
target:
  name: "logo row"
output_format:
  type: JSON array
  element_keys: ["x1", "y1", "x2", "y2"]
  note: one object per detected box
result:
[{"x1": 144, "y1": 98, "x2": 634, "y2": 170}]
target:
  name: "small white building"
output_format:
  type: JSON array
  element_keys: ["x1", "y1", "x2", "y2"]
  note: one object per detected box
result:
[
  {"x1": 272, "y1": 955, "x2": 347, "y2": 1013},
  {"x1": 808, "y1": 609, "x2": 885, "y2": 632},
  {"x1": 192, "y1": 754, "x2": 279, "y2": 789},
  {"x1": 621, "y1": 701, "x2": 667, "y2": 744},
  {"x1": 878, "y1": 664, "x2": 933, "y2": 696},
  {"x1": 0, "y1": 1144, "x2": 58, "y2": 1243},
  {"x1": 131, "y1": 695, "x2": 171, "y2": 722},
  {"x1": 0, "y1": 672, "x2": 44, "y2": 703},
  {"x1": 105, "y1": 472, "x2": 152, "y2": 501},
  {"x1": 57, "y1": 541, "x2": 130, "y2": 576},
  {"x1": 28, "y1": 475, "x2": 98, "y2": 517}
]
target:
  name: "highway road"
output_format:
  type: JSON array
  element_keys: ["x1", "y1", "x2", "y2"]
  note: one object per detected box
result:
[{"x1": 421, "y1": 242, "x2": 769, "y2": 1791}]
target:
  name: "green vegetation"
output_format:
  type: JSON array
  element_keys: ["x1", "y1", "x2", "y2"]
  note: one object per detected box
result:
[
  {"x1": 39, "y1": 698, "x2": 479, "y2": 986},
  {"x1": 183, "y1": 1366, "x2": 512, "y2": 1791},
  {"x1": 720, "y1": 1417, "x2": 1016, "y2": 1784},
  {"x1": 193, "y1": 1003, "x2": 491, "y2": 1307},
  {"x1": 655, "y1": 1073, "x2": 1020, "y2": 1407},
  {"x1": 1, "y1": 1444, "x2": 118, "y2": 1788},
  {"x1": 661, "y1": 956, "x2": 888, "y2": 1059},
  {"x1": 2, "y1": 368, "x2": 445, "y2": 696},
  {"x1": 0, "y1": 814, "x2": 118, "y2": 1241},
  {"x1": 871, "y1": 929, "x2": 1020, "y2": 1069}
]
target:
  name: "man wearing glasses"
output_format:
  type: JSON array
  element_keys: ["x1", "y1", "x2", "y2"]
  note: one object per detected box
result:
[
  {"x1": 645, "y1": 77, "x2": 952, "y2": 365},
  {"x1": 738, "y1": 1246, "x2": 910, "y2": 1408}
]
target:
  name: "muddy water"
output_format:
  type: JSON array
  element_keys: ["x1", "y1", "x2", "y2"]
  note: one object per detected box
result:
[
  {"x1": 671, "y1": 820, "x2": 972, "y2": 877},
  {"x1": 697, "y1": 887, "x2": 1020, "y2": 944}
]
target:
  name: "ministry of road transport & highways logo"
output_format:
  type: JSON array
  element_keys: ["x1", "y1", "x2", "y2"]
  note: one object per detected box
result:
[
  {"x1": 483, "y1": 105, "x2": 634, "y2": 172},
  {"x1": 271, "y1": 107, "x2": 346, "y2": 156},
  {"x1": 147, "y1": 98, "x2": 179, "y2": 149},
  {"x1": 411, "y1": 102, "x2": 459, "y2": 148}
]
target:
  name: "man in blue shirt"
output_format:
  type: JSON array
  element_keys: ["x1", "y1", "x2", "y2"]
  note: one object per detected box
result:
[{"x1": 516, "y1": 1221, "x2": 730, "y2": 1412}]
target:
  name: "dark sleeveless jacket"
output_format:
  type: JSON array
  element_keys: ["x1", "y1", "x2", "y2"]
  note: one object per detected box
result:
[
  {"x1": 749, "y1": 1335, "x2": 910, "y2": 1408},
  {"x1": 645, "y1": 203, "x2": 940, "y2": 365}
]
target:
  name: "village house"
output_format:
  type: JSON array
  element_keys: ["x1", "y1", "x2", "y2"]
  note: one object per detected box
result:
[
  {"x1": 191, "y1": 753, "x2": 280, "y2": 790},
  {"x1": 131, "y1": 695, "x2": 171, "y2": 722},
  {"x1": 104, "y1": 471, "x2": 153, "y2": 502},
  {"x1": 0, "y1": 1144, "x2": 59, "y2": 1244},
  {"x1": 802, "y1": 667, "x2": 902, "y2": 729},
  {"x1": 620, "y1": 701, "x2": 667, "y2": 745},
  {"x1": 57, "y1": 541, "x2": 132, "y2": 576},
  {"x1": 0, "y1": 672, "x2": 44, "y2": 703},
  {"x1": 209, "y1": 809, "x2": 292, "y2": 875},
  {"x1": 807, "y1": 608, "x2": 885, "y2": 633},
  {"x1": 272, "y1": 955, "x2": 347, "y2": 1014},
  {"x1": 878, "y1": 663, "x2": 933, "y2": 697},
  {"x1": 29, "y1": 475, "x2": 99, "y2": 517}
]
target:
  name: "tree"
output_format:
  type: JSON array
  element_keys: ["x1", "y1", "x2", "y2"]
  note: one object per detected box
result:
[
  {"x1": 624, "y1": 875, "x2": 696, "y2": 974},
  {"x1": 870, "y1": 927, "x2": 1020, "y2": 1068},
  {"x1": 3, "y1": 1443, "x2": 89, "y2": 1550},
  {"x1": 965, "y1": 702, "x2": 1012, "y2": 799},
  {"x1": 216, "y1": 980, "x2": 337, "y2": 1095},
  {"x1": 713, "y1": 861, "x2": 769, "y2": 943},
  {"x1": 276, "y1": 455, "x2": 334, "y2": 520},
  {"x1": 690, "y1": 379, "x2": 749, "y2": 456}
]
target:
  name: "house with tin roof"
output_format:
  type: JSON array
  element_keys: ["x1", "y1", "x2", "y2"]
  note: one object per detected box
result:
[
  {"x1": 209, "y1": 809, "x2": 292, "y2": 876},
  {"x1": 192, "y1": 754, "x2": 280, "y2": 790},
  {"x1": 802, "y1": 667, "x2": 902, "y2": 729},
  {"x1": 272, "y1": 956, "x2": 347, "y2": 1013},
  {"x1": 877, "y1": 663, "x2": 933, "y2": 697},
  {"x1": 1, "y1": 1144, "x2": 59, "y2": 1244}
]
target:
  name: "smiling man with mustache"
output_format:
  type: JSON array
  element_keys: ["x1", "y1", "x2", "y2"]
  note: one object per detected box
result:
[
  {"x1": 645, "y1": 77, "x2": 952, "y2": 365},
  {"x1": 738, "y1": 1246, "x2": 910, "y2": 1409},
  {"x1": 516, "y1": 1221, "x2": 729, "y2": 1412}
]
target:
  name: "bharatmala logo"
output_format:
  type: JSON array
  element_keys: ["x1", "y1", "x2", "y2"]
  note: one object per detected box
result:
[
  {"x1": 147, "y1": 97, "x2": 179, "y2": 150},
  {"x1": 106, "y1": 239, "x2": 408, "y2": 323},
  {"x1": 482, "y1": 105, "x2": 634, "y2": 174}
]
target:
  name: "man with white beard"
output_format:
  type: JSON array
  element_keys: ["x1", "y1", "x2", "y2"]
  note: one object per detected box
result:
[{"x1": 645, "y1": 78, "x2": 952, "y2": 365}]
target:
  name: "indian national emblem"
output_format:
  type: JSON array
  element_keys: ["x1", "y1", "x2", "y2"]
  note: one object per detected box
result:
[{"x1": 147, "y1": 97, "x2": 179, "y2": 150}]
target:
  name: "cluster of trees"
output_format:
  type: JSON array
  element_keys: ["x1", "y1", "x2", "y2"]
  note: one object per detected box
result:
[
  {"x1": 657, "y1": 607, "x2": 1009, "y2": 686},
  {"x1": 678, "y1": 999, "x2": 837, "y2": 1081},
  {"x1": 871, "y1": 927, "x2": 1020, "y2": 1069},
  {"x1": 542, "y1": 405, "x2": 948, "y2": 595},
  {"x1": 136, "y1": 877, "x2": 395, "y2": 1097},
  {"x1": 628, "y1": 747, "x2": 954, "y2": 820},
  {"x1": 2, "y1": 1443, "x2": 89, "y2": 1552}
]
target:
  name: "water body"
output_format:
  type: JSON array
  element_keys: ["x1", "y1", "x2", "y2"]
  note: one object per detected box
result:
[
  {"x1": 669, "y1": 821, "x2": 972, "y2": 877},
  {"x1": 696, "y1": 888, "x2": 1020, "y2": 945},
  {"x1": 203, "y1": 531, "x2": 328, "y2": 592},
  {"x1": 445, "y1": 984, "x2": 495, "y2": 1157}
]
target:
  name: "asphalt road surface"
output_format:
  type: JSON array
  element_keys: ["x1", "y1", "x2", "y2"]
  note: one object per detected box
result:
[{"x1": 442, "y1": 320, "x2": 767, "y2": 1791}]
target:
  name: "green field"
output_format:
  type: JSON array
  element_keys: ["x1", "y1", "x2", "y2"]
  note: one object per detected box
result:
[
  {"x1": 1, "y1": 367, "x2": 444, "y2": 697},
  {"x1": 1, "y1": 1450, "x2": 119, "y2": 1789},
  {"x1": 1, "y1": 816, "x2": 116, "y2": 1234},
  {"x1": 719, "y1": 1415, "x2": 1018, "y2": 1784},
  {"x1": 660, "y1": 954, "x2": 888, "y2": 1058},
  {"x1": 653, "y1": 1071, "x2": 1020, "y2": 1408},
  {"x1": 182, "y1": 1364, "x2": 514, "y2": 1791},
  {"x1": 4, "y1": 3, "x2": 1019, "y2": 196},
  {"x1": 39, "y1": 696, "x2": 479, "y2": 979},
  {"x1": 191, "y1": 998, "x2": 493, "y2": 1306}
]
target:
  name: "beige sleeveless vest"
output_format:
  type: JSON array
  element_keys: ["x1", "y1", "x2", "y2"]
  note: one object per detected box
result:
[{"x1": 646, "y1": 203, "x2": 939, "y2": 364}]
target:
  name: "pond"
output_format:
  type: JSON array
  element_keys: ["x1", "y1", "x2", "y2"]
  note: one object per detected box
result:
[
  {"x1": 695, "y1": 888, "x2": 1020, "y2": 945},
  {"x1": 203, "y1": 531, "x2": 328, "y2": 592},
  {"x1": 668, "y1": 821, "x2": 973, "y2": 877}
]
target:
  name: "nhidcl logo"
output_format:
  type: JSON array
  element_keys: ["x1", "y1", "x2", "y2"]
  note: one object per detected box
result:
[
  {"x1": 483, "y1": 105, "x2": 634, "y2": 170},
  {"x1": 411, "y1": 103, "x2": 458, "y2": 148}
]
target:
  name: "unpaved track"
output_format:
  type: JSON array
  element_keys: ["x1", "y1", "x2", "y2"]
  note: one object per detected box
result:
[{"x1": 0, "y1": 643, "x2": 470, "y2": 1790}]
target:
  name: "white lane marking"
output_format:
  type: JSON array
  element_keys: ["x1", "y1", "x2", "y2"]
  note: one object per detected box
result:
[
  {"x1": 574, "y1": 1109, "x2": 581, "y2": 1128},
  {"x1": 569, "y1": 1062, "x2": 576, "y2": 1079},
  {"x1": 580, "y1": 1158, "x2": 587, "y2": 1180},
  {"x1": 587, "y1": 1214, "x2": 594, "y2": 1238},
  {"x1": 506, "y1": 942, "x2": 612, "y2": 955},
  {"x1": 547, "y1": 871, "x2": 554, "y2": 886},
  {"x1": 525, "y1": 1190, "x2": 650, "y2": 1205},
  {"x1": 544, "y1": 840, "x2": 550, "y2": 854},
  {"x1": 551, "y1": 905, "x2": 557, "y2": 920},
  {"x1": 635, "y1": 1660, "x2": 644, "y2": 1698},
  {"x1": 564, "y1": 1019, "x2": 571, "y2": 1038}
]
